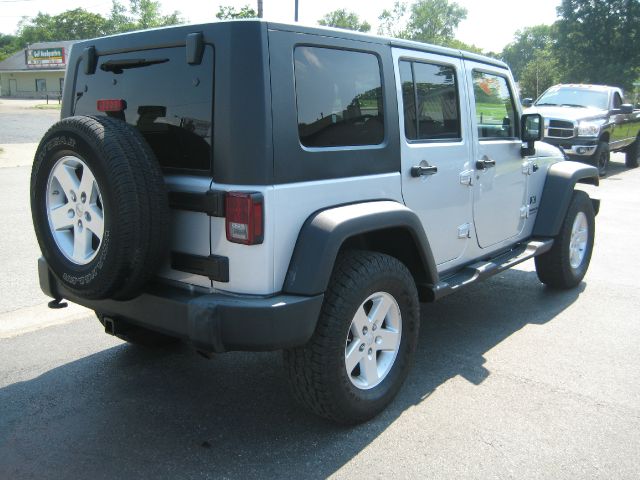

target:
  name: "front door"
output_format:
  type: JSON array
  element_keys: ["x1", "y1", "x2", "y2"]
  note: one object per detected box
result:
[
  {"x1": 9, "y1": 79, "x2": 17, "y2": 95},
  {"x1": 465, "y1": 61, "x2": 528, "y2": 248},
  {"x1": 394, "y1": 49, "x2": 474, "y2": 266}
]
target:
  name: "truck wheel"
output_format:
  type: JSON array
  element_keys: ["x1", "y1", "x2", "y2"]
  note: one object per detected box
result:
[
  {"x1": 593, "y1": 141, "x2": 609, "y2": 177},
  {"x1": 535, "y1": 190, "x2": 595, "y2": 289},
  {"x1": 283, "y1": 250, "x2": 420, "y2": 424},
  {"x1": 31, "y1": 116, "x2": 169, "y2": 300},
  {"x1": 96, "y1": 312, "x2": 179, "y2": 347},
  {"x1": 626, "y1": 136, "x2": 639, "y2": 168}
]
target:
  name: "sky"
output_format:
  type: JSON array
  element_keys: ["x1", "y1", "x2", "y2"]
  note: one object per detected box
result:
[{"x1": 0, "y1": 0, "x2": 561, "y2": 52}]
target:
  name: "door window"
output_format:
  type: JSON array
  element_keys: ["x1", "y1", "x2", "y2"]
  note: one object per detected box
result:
[
  {"x1": 399, "y1": 60, "x2": 460, "y2": 141},
  {"x1": 294, "y1": 46, "x2": 384, "y2": 148},
  {"x1": 472, "y1": 71, "x2": 517, "y2": 139},
  {"x1": 613, "y1": 92, "x2": 623, "y2": 109}
]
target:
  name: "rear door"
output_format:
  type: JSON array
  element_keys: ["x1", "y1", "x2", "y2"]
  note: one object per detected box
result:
[
  {"x1": 394, "y1": 49, "x2": 474, "y2": 266},
  {"x1": 73, "y1": 45, "x2": 215, "y2": 288},
  {"x1": 465, "y1": 61, "x2": 528, "y2": 248}
]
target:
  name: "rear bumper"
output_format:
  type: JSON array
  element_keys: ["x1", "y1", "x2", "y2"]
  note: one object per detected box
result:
[{"x1": 38, "y1": 258, "x2": 323, "y2": 353}]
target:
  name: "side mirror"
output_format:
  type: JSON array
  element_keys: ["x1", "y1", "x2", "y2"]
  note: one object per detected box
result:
[
  {"x1": 522, "y1": 98, "x2": 533, "y2": 108},
  {"x1": 620, "y1": 104, "x2": 634, "y2": 114},
  {"x1": 521, "y1": 113, "x2": 543, "y2": 157}
]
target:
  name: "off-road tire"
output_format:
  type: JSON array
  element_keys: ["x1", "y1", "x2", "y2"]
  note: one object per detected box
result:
[
  {"x1": 626, "y1": 136, "x2": 639, "y2": 168},
  {"x1": 283, "y1": 250, "x2": 420, "y2": 425},
  {"x1": 31, "y1": 115, "x2": 169, "y2": 300},
  {"x1": 535, "y1": 190, "x2": 595, "y2": 289},
  {"x1": 593, "y1": 141, "x2": 609, "y2": 177},
  {"x1": 96, "y1": 312, "x2": 179, "y2": 347}
]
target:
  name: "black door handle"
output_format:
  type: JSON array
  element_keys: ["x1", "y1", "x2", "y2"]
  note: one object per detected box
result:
[
  {"x1": 476, "y1": 157, "x2": 496, "y2": 170},
  {"x1": 411, "y1": 164, "x2": 438, "y2": 177}
]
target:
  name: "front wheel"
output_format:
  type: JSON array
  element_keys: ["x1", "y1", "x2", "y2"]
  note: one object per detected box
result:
[
  {"x1": 535, "y1": 190, "x2": 595, "y2": 289},
  {"x1": 284, "y1": 250, "x2": 420, "y2": 424},
  {"x1": 593, "y1": 141, "x2": 609, "y2": 177}
]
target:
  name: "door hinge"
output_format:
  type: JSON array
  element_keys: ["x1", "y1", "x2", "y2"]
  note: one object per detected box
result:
[
  {"x1": 457, "y1": 223, "x2": 471, "y2": 238},
  {"x1": 168, "y1": 189, "x2": 225, "y2": 217},
  {"x1": 459, "y1": 170, "x2": 473, "y2": 186},
  {"x1": 520, "y1": 205, "x2": 530, "y2": 218}
]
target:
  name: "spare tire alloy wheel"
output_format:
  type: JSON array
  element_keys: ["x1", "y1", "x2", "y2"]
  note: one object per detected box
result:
[
  {"x1": 46, "y1": 156, "x2": 104, "y2": 265},
  {"x1": 31, "y1": 115, "x2": 169, "y2": 300},
  {"x1": 345, "y1": 292, "x2": 402, "y2": 390}
]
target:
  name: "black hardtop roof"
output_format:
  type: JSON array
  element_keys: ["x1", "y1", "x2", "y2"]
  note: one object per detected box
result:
[{"x1": 70, "y1": 19, "x2": 508, "y2": 71}]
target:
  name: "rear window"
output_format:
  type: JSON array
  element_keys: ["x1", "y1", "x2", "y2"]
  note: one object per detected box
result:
[
  {"x1": 74, "y1": 46, "x2": 214, "y2": 173},
  {"x1": 294, "y1": 46, "x2": 384, "y2": 148}
]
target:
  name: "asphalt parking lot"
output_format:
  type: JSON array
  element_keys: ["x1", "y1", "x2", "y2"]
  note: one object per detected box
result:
[{"x1": 0, "y1": 99, "x2": 639, "y2": 479}]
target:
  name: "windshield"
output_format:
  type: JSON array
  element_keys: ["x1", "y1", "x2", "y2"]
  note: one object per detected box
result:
[{"x1": 536, "y1": 88, "x2": 609, "y2": 110}]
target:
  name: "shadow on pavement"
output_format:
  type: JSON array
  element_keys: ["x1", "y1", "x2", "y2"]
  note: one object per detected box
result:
[{"x1": 0, "y1": 268, "x2": 585, "y2": 479}]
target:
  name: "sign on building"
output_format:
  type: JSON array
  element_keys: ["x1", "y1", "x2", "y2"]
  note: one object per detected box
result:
[{"x1": 26, "y1": 47, "x2": 65, "y2": 67}]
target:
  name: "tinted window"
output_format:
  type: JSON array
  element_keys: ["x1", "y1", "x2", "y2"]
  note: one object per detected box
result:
[
  {"x1": 294, "y1": 47, "x2": 384, "y2": 148},
  {"x1": 76, "y1": 47, "x2": 213, "y2": 172},
  {"x1": 613, "y1": 92, "x2": 622, "y2": 108},
  {"x1": 400, "y1": 60, "x2": 461, "y2": 141},
  {"x1": 472, "y1": 71, "x2": 517, "y2": 139}
]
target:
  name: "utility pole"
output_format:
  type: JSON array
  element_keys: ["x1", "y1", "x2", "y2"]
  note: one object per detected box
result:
[
  {"x1": 257, "y1": 0, "x2": 263, "y2": 18},
  {"x1": 295, "y1": 0, "x2": 299, "y2": 21}
]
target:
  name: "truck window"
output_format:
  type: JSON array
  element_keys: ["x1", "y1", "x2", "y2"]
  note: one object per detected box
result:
[
  {"x1": 399, "y1": 60, "x2": 461, "y2": 141},
  {"x1": 294, "y1": 46, "x2": 384, "y2": 148},
  {"x1": 472, "y1": 71, "x2": 517, "y2": 139},
  {"x1": 613, "y1": 92, "x2": 623, "y2": 109}
]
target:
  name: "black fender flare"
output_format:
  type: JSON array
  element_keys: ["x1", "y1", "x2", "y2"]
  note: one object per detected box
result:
[
  {"x1": 533, "y1": 161, "x2": 599, "y2": 237},
  {"x1": 282, "y1": 201, "x2": 438, "y2": 296}
]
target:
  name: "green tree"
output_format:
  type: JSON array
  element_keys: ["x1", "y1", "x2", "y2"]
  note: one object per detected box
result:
[
  {"x1": 500, "y1": 24, "x2": 554, "y2": 80},
  {"x1": 215, "y1": 5, "x2": 258, "y2": 20},
  {"x1": 406, "y1": 0, "x2": 467, "y2": 44},
  {"x1": 0, "y1": 34, "x2": 18, "y2": 60},
  {"x1": 555, "y1": 0, "x2": 640, "y2": 90},
  {"x1": 16, "y1": 9, "x2": 109, "y2": 44},
  {"x1": 377, "y1": 0, "x2": 467, "y2": 45},
  {"x1": 107, "y1": 0, "x2": 183, "y2": 33},
  {"x1": 518, "y1": 48, "x2": 561, "y2": 99},
  {"x1": 378, "y1": 1, "x2": 409, "y2": 38},
  {"x1": 318, "y1": 9, "x2": 371, "y2": 32}
]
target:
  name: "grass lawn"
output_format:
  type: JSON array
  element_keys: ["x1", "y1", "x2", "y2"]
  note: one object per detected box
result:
[{"x1": 33, "y1": 104, "x2": 61, "y2": 110}]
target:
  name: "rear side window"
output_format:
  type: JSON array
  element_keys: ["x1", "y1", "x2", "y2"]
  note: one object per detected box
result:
[
  {"x1": 294, "y1": 46, "x2": 384, "y2": 148},
  {"x1": 472, "y1": 71, "x2": 517, "y2": 139},
  {"x1": 399, "y1": 60, "x2": 461, "y2": 141}
]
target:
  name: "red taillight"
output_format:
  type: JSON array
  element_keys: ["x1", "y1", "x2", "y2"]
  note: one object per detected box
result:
[
  {"x1": 97, "y1": 99, "x2": 126, "y2": 112},
  {"x1": 225, "y1": 192, "x2": 264, "y2": 245}
]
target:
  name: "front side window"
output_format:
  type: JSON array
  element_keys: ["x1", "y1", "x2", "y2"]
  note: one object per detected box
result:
[
  {"x1": 294, "y1": 46, "x2": 384, "y2": 148},
  {"x1": 472, "y1": 71, "x2": 517, "y2": 139},
  {"x1": 400, "y1": 60, "x2": 461, "y2": 141}
]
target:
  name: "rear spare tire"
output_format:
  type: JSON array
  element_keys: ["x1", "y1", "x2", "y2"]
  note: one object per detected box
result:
[{"x1": 31, "y1": 115, "x2": 169, "y2": 300}]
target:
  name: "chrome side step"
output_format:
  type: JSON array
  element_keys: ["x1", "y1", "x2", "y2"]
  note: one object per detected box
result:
[{"x1": 428, "y1": 239, "x2": 554, "y2": 301}]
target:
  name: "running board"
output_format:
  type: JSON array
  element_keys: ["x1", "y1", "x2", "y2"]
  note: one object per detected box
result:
[{"x1": 428, "y1": 239, "x2": 554, "y2": 301}]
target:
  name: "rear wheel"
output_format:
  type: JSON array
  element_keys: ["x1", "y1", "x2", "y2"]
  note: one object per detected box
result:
[
  {"x1": 535, "y1": 190, "x2": 595, "y2": 289},
  {"x1": 284, "y1": 250, "x2": 420, "y2": 424},
  {"x1": 626, "y1": 136, "x2": 639, "y2": 168}
]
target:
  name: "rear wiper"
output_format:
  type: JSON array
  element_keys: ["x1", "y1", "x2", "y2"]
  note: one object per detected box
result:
[
  {"x1": 100, "y1": 58, "x2": 169, "y2": 74},
  {"x1": 561, "y1": 103, "x2": 586, "y2": 108}
]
